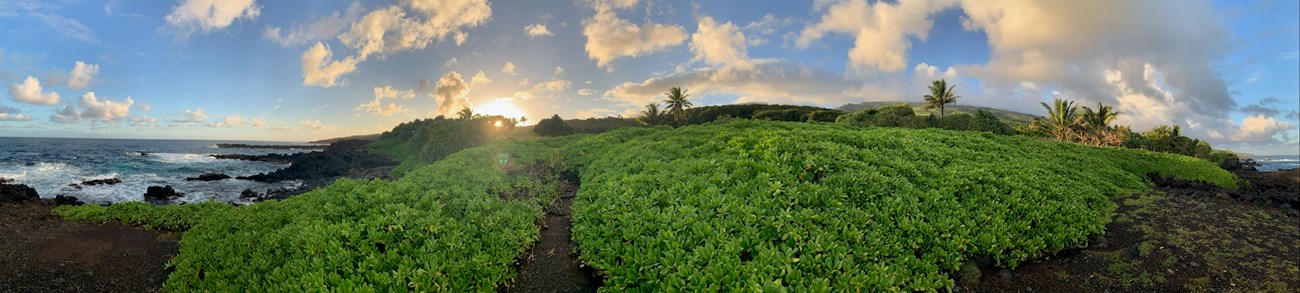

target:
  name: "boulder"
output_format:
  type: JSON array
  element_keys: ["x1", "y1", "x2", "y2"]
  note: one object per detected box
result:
[
  {"x1": 53, "y1": 194, "x2": 84, "y2": 206},
  {"x1": 185, "y1": 173, "x2": 232, "y2": 181},
  {"x1": 239, "y1": 189, "x2": 260, "y2": 199},
  {"x1": 143, "y1": 186, "x2": 182, "y2": 201},
  {"x1": 1, "y1": 183, "x2": 40, "y2": 203},
  {"x1": 80, "y1": 178, "x2": 122, "y2": 186}
]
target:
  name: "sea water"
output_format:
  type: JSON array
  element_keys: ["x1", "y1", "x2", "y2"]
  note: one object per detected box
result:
[
  {"x1": 1252, "y1": 154, "x2": 1300, "y2": 172},
  {"x1": 0, "y1": 137, "x2": 315, "y2": 204}
]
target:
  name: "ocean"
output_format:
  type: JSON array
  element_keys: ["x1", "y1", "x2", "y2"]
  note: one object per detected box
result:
[
  {"x1": 0, "y1": 137, "x2": 316, "y2": 204},
  {"x1": 1252, "y1": 154, "x2": 1300, "y2": 172}
]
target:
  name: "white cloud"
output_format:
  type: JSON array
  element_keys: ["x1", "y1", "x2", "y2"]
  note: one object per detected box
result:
[
  {"x1": 299, "y1": 119, "x2": 331, "y2": 131},
  {"x1": 0, "y1": 102, "x2": 30, "y2": 121},
  {"x1": 262, "y1": 2, "x2": 363, "y2": 47},
  {"x1": 577, "y1": 88, "x2": 596, "y2": 96},
  {"x1": 208, "y1": 114, "x2": 244, "y2": 128},
  {"x1": 444, "y1": 57, "x2": 459, "y2": 67},
  {"x1": 575, "y1": 107, "x2": 620, "y2": 119},
  {"x1": 554, "y1": 66, "x2": 565, "y2": 75},
  {"x1": 1231, "y1": 115, "x2": 1292, "y2": 143},
  {"x1": 532, "y1": 79, "x2": 571, "y2": 93},
  {"x1": 77, "y1": 92, "x2": 133, "y2": 122},
  {"x1": 582, "y1": 0, "x2": 688, "y2": 68},
  {"x1": 690, "y1": 16, "x2": 753, "y2": 70},
  {"x1": 797, "y1": 0, "x2": 955, "y2": 74},
  {"x1": 130, "y1": 115, "x2": 157, "y2": 127},
  {"x1": 525, "y1": 23, "x2": 553, "y2": 37},
  {"x1": 164, "y1": 0, "x2": 261, "y2": 39},
  {"x1": 136, "y1": 102, "x2": 152, "y2": 111},
  {"x1": 8, "y1": 76, "x2": 60, "y2": 105},
  {"x1": 338, "y1": 0, "x2": 491, "y2": 60},
  {"x1": 67, "y1": 61, "x2": 99, "y2": 89},
  {"x1": 248, "y1": 116, "x2": 266, "y2": 128},
  {"x1": 171, "y1": 108, "x2": 208, "y2": 124},
  {"x1": 605, "y1": 60, "x2": 892, "y2": 107},
  {"x1": 470, "y1": 70, "x2": 492, "y2": 87},
  {"x1": 434, "y1": 71, "x2": 472, "y2": 116},
  {"x1": 356, "y1": 86, "x2": 415, "y2": 116},
  {"x1": 501, "y1": 62, "x2": 518, "y2": 75},
  {"x1": 301, "y1": 42, "x2": 359, "y2": 87}
]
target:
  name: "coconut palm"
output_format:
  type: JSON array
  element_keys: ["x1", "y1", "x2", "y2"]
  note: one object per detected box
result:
[
  {"x1": 923, "y1": 79, "x2": 961, "y2": 118},
  {"x1": 456, "y1": 107, "x2": 475, "y2": 120},
  {"x1": 637, "y1": 103, "x2": 667, "y2": 126},
  {"x1": 1040, "y1": 98, "x2": 1080, "y2": 142},
  {"x1": 663, "y1": 87, "x2": 693, "y2": 127},
  {"x1": 1080, "y1": 102, "x2": 1123, "y2": 146}
]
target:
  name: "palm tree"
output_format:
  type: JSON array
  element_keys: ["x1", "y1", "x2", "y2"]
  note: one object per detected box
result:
[
  {"x1": 456, "y1": 107, "x2": 475, "y2": 120},
  {"x1": 1080, "y1": 103, "x2": 1122, "y2": 146},
  {"x1": 637, "y1": 103, "x2": 666, "y2": 126},
  {"x1": 1039, "y1": 98, "x2": 1080, "y2": 142},
  {"x1": 923, "y1": 79, "x2": 961, "y2": 118},
  {"x1": 663, "y1": 87, "x2": 693, "y2": 127}
]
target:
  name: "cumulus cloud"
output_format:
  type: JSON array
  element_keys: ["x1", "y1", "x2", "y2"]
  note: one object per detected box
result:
[
  {"x1": 299, "y1": 119, "x2": 331, "y2": 131},
  {"x1": 577, "y1": 88, "x2": 596, "y2": 96},
  {"x1": 301, "y1": 42, "x2": 359, "y2": 87},
  {"x1": 67, "y1": 61, "x2": 99, "y2": 89},
  {"x1": 337, "y1": 0, "x2": 490, "y2": 60},
  {"x1": 1230, "y1": 115, "x2": 1293, "y2": 143},
  {"x1": 171, "y1": 108, "x2": 208, "y2": 124},
  {"x1": 51, "y1": 104, "x2": 81, "y2": 124},
  {"x1": 356, "y1": 85, "x2": 415, "y2": 116},
  {"x1": 247, "y1": 116, "x2": 266, "y2": 128},
  {"x1": 262, "y1": 1, "x2": 362, "y2": 47},
  {"x1": 470, "y1": 70, "x2": 492, "y2": 87},
  {"x1": 691, "y1": 16, "x2": 753, "y2": 70},
  {"x1": 77, "y1": 92, "x2": 133, "y2": 122},
  {"x1": 433, "y1": 71, "x2": 472, "y2": 116},
  {"x1": 525, "y1": 23, "x2": 553, "y2": 37},
  {"x1": 8, "y1": 76, "x2": 61, "y2": 105},
  {"x1": 130, "y1": 115, "x2": 158, "y2": 127},
  {"x1": 501, "y1": 62, "x2": 518, "y2": 75},
  {"x1": 582, "y1": 0, "x2": 688, "y2": 68},
  {"x1": 164, "y1": 0, "x2": 261, "y2": 38},
  {"x1": 798, "y1": 0, "x2": 955, "y2": 74},
  {"x1": 208, "y1": 114, "x2": 244, "y2": 128},
  {"x1": 0, "y1": 103, "x2": 30, "y2": 121}
]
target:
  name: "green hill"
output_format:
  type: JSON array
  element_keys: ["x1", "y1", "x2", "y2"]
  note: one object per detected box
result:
[{"x1": 839, "y1": 101, "x2": 1041, "y2": 125}]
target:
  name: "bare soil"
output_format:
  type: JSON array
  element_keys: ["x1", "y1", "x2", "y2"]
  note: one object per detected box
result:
[
  {"x1": 961, "y1": 169, "x2": 1300, "y2": 292},
  {"x1": 499, "y1": 181, "x2": 603, "y2": 293},
  {"x1": 0, "y1": 201, "x2": 178, "y2": 293}
]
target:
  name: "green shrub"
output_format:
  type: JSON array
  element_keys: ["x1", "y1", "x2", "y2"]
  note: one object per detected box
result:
[
  {"x1": 533, "y1": 114, "x2": 576, "y2": 137},
  {"x1": 564, "y1": 120, "x2": 1233, "y2": 291}
]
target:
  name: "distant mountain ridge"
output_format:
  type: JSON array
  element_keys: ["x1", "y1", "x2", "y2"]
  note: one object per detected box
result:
[{"x1": 838, "y1": 101, "x2": 1041, "y2": 125}]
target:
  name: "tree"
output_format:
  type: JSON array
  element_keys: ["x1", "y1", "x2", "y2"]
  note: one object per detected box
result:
[
  {"x1": 923, "y1": 79, "x2": 961, "y2": 118},
  {"x1": 663, "y1": 87, "x2": 693, "y2": 127},
  {"x1": 533, "y1": 114, "x2": 575, "y2": 137},
  {"x1": 1079, "y1": 102, "x2": 1123, "y2": 146},
  {"x1": 1039, "y1": 98, "x2": 1080, "y2": 142},
  {"x1": 456, "y1": 107, "x2": 476, "y2": 120},
  {"x1": 636, "y1": 103, "x2": 666, "y2": 126}
]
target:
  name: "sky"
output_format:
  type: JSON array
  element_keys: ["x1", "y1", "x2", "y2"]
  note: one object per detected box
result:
[{"x1": 0, "y1": 0, "x2": 1296, "y2": 155}]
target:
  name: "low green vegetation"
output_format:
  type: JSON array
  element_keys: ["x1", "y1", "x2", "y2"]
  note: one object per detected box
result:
[
  {"x1": 564, "y1": 120, "x2": 1232, "y2": 291},
  {"x1": 533, "y1": 114, "x2": 576, "y2": 137},
  {"x1": 57, "y1": 139, "x2": 568, "y2": 291},
  {"x1": 836, "y1": 103, "x2": 1015, "y2": 135},
  {"x1": 838, "y1": 101, "x2": 1040, "y2": 125},
  {"x1": 369, "y1": 116, "x2": 511, "y2": 173}
]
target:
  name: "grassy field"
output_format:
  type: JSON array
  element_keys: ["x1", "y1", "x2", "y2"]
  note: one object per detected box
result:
[{"x1": 839, "y1": 101, "x2": 1041, "y2": 125}]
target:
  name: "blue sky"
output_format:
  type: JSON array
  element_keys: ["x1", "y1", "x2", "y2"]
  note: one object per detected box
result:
[{"x1": 0, "y1": 0, "x2": 1296, "y2": 154}]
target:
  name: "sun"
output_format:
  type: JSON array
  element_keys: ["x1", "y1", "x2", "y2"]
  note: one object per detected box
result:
[{"x1": 477, "y1": 99, "x2": 528, "y2": 124}]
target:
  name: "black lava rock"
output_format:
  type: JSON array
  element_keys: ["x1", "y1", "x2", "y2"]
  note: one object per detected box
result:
[
  {"x1": 143, "y1": 186, "x2": 182, "y2": 201},
  {"x1": 0, "y1": 183, "x2": 40, "y2": 203},
  {"x1": 185, "y1": 173, "x2": 232, "y2": 181}
]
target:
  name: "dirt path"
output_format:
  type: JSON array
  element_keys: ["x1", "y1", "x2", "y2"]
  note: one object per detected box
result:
[
  {"x1": 500, "y1": 181, "x2": 602, "y2": 293},
  {"x1": 960, "y1": 170, "x2": 1300, "y2": 292},
  {"x1": 0, "y1": 201, "x2": 179, "y2": 293}
]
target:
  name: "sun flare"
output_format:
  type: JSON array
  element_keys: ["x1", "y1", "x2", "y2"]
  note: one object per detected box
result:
[{"x1": 476, "y1": 100, "x2": 527, "y2": 124}]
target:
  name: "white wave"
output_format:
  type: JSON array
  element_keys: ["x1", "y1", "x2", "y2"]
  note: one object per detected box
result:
[{"x1": 150, "y1": 153, "x2": 217, "y2": 164}]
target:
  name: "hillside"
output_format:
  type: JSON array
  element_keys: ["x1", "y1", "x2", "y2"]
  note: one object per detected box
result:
[{"x1": 839, "y1": 101, "x2": 1040, "y2": 125}]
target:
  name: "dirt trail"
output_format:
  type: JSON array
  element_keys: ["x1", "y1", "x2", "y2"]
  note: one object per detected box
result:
[
  {"x1": 0, "y1": 201, "x2": 178, "y2": 293},
  {"x1": 500, "y1": 181, "x2": 602, "y2": 293}
]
